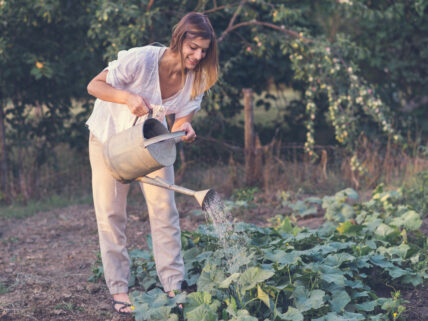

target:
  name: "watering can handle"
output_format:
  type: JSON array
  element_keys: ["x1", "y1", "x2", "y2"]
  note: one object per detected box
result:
[
  {"x1": 132, "y1": 110, "x2": 153, "y2": 127},
  {"x1": 143, "y1": 131, "x2": 186, "y2": 147}
]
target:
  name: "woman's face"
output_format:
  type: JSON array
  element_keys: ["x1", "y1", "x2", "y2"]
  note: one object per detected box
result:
[{"x1": 181, "y1": 37, "x2": 211, "y2": 69}]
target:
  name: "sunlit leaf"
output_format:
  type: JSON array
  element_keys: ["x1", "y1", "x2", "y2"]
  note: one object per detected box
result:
[
  {"x1": 238, "y1": 267, "x2": 274, "y2": 295},
  {"x1": 278, "y1": 306, "x2": 304, "y2": 321}
]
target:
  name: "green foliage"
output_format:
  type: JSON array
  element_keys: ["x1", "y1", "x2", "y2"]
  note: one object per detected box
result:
[
  {"x1": 402, "y1": 169, "x2": 428, "y2": 217},
  {"x1": 0, "y1": 193, "x2": 91, "y2": 219},
  {"x1": 232, "y1": 187, "x2": 260, "y2": 202},
  {"x1": 0, "y1": 282, "x2": 10, "y2": 295},
  {"x1": 130, "y1": 287, "x2": 185, "y2": 321},
  {"x1": 0, "y1": 0, "x2": 103, "y2": 201},
  {"x1": 86, "y1": 0, "x2": 428, "y2": 150},
  {"x1": 2, "y1": 0, "x2": 428, "y2": 202},
  {"x1": 88, "y1": 252, "x2": 104, "y2": 282},
  {"x1": 120, "y1": 186, "x2": 427, "y2": 320}
]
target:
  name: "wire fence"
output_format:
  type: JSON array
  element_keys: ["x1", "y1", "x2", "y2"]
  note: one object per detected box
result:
[{"x1": 1, "y1": 135, "x2": 427, "y2": 204}]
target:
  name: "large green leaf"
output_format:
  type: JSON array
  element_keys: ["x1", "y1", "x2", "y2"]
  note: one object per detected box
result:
[
  {"x1": 257, "y1": 284, "x2": 270, "y2": 308},
  {"x1": 184, "y1": 292, "x2": 220, "y2": 321},
  {"x1": 264, "y1": 250, "x2": 301, "y2": 266},
  {"x1": 185, "y1": 305, "x2": 218, "y2": 321},
  {"x1": 377, "y1": 244, "x2": 410, "y2": 259},
  {"x1": 293, "y1": 285, "x2": 325, "y2": 312},
  {"x1": 390, "y1": 210, "x2": 422, "y2": 230},
  {"x1": 354, "y1": 300, "x2": 379, "y2": 312},
  {"x1": 197, "y1": 265, "x2": 225, "y2": 293},
  {"x1": 313, "y1": 311, "x2": 365, "y2": 321},
  {"x1": 229, "y1": 309, "x2": 259, "y2": 321},
  {"x1": 278, "y1": 306, "x2": 304, "y2": 321},
  {"x1": 324, "y1": 253, "x2": 356, "y2": 267},
  {"x1": 237, "y1": 267, "x2": 274, "y2": 295},
  {"x1": 149, "y1": 307, "x2": 179, "y2": 321},
  {"x1": 330, "y1": 290, "x2": 351, "y2": 312},
  {"x1": 320, "y1": 272, "x2": 346, "y2": 287},
  {"x1": 219, "y1": 273, "x2": 240, "y2": 288},
  {"x1": 131, "y1": 289, "x2": 176, "y2": 321},
  {"x1": 336, "y1": 221, "x2": 363, "y2": 236},
  {"x1": 374, "y1": 223, "x2": 400, "y2": 240}
]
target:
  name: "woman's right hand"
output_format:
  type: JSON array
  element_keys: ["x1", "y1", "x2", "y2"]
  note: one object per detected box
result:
[
  {"x1": 87, "y1": 70, "x2": 152, "y2": 116},
  {"x1": 126, "y1": 93, "x2": 152, "y2": 117}
]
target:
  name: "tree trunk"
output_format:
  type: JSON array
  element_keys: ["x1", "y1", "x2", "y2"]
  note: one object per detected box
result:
[
  {"x1": 0, "y1": 101, "x2": 10, "y2": 202},
  {"x1": 243, "y1": 88, "x2": 257, "y2": 186}
]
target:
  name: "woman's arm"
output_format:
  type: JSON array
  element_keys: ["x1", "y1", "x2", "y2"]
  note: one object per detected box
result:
[
  {"x1": 171, "y1": 111, "x2": 196, "y2": 143},
  {"x1": 87, "y1": 70, "x2": 151, "y2": 116}
]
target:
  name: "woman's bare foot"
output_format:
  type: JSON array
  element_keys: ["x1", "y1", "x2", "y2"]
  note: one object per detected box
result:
[
  {"x1": 167, "y1": 290, "x2": 183, "y2": 309},
  {"x1": 167, "y1": 290, "x2": 175, "y2": 297},
  {"x1": 112, "y1": 293, "x2": 133, "y2": 314}
]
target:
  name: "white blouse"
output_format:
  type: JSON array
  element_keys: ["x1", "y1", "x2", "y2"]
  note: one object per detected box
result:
[{"x1": 86, "y1": 45, "x2": 203, "y2": 143}]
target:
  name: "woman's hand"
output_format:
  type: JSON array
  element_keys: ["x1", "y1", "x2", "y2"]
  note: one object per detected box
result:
[
  {"x1": 174, "y1": 121, "x2": 196, "y2": 143},
  {"x1": 87, "y1": 70, "x2": 152, "y2": 117},
  {"x1": 126, "y1": 93, "x2": 152, "y2": 117}
]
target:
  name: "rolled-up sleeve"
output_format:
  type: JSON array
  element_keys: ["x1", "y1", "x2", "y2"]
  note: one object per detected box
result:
[
  {"x1": 105, "y1": 48, "x2": 145, "y2": 89},
  {"x1": 175, "y1": 92, "x2": 204, "y2": 119}
]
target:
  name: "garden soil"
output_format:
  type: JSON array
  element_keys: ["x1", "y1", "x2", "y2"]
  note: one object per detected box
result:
[{"x1": 0, "y1": 199, "x2": 427, "y2": 321}]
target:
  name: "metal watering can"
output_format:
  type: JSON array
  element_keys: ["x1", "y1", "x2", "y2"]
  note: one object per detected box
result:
[{"x1": 103, "y1": 117, "x2": 216, "y2": 209}]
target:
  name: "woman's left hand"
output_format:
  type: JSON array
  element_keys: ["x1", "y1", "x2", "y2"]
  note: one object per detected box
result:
[{"x1": 174, "y1": 122, "x2": 196, "y2": 143}]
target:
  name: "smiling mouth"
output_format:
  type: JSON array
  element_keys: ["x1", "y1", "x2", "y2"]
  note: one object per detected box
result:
[{"x1": 187, "y1": 58, "x2": 199, "y2": 65}]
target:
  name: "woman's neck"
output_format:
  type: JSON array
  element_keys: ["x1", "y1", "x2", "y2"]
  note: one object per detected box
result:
[{"x1": 159, "y1": 48, "x2": 186, "y2": 78}]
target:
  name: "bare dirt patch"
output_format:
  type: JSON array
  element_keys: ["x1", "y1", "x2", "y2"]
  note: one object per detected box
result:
[
  {"x1": 0, "y1": 198, "x2": 201, "y2": 321},
  {"x1": 0, "y1": 199, "x2": 426, "y2": 320}
]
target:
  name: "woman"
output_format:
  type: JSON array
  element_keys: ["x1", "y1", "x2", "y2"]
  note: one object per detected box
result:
[{"x1": 86, "y1": 12, "x2": 218, "y2": 314}]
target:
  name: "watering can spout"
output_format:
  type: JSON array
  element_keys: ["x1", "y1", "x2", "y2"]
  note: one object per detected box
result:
[
  {"x1": 194, "y1": 189, "x2": 217, "y2": 211},
  {"x1": 136, "y1": 176, "x2": 217, "y2": 210}
]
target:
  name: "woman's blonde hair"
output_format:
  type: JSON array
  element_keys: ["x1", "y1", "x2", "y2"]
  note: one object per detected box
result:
[{"x1": 170, "y1": 12, "x2": 219, "y2": 100}]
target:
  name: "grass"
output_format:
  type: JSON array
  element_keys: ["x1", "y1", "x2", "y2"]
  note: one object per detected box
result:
[
  {"x1": 54, "y1": 302, "x2": 84, "y2": 312},
  {"x1": 0, "y1": 282, "x2": 10, "y2": 295},
  {"x1": 0, "y1": 193, "x2": 92, "y2": 220}
]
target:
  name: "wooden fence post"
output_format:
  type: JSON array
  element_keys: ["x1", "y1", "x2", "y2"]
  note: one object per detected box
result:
[
  {"x1": 243, "y1": 88, "x2": 257, "y2": 186},
  {"x1": 0, "y1": 103, "x2": 9, "y2": 203}
]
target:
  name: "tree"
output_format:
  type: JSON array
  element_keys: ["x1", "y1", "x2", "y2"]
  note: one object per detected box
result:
[
  {"x1": 2, "y1": 0, "x2": 427, "y2": 200},
  {"x1": 0, "y1": 0, "x2": 103, "y2": 201},
  {"x1": 88, "y1": 0, "x2": 428, "y2": 144}
]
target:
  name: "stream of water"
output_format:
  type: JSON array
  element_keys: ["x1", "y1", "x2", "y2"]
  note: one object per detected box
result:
[{"x1": 203, "y1": 192, "x2": 252, "y2": 273}]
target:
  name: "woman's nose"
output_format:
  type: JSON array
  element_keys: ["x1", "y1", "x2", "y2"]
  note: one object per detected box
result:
[{"x1": 194, "y1": 49, "x2": 203, "y2": 60}]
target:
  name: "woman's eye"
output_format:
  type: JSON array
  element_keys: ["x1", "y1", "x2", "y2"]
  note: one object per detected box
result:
[{"x1": 190, "y1": 46, "x2": 197, "y2": 50}]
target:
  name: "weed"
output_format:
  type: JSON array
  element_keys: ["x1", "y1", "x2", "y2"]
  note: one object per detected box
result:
[
  {"x1": 232, "y1": 187, "x2": 260, "y2": 202},
  {"x1": 54, "y1": 302, "x2": 83, "y2": 312},
  {"x1": 88, "y1": 252, "x2": 104, "y2": 283},
  {"x1": 0, "y1": 194, "x2": 92, "y2": 219},
  {"x1": 402, "y1": 169, "x2": 428, "y2": 217},
  {"x1": 0, "y1": 283, "x2": 9, "y2": 295},
  {"x1": 1, "y1": 237, "x2": 19, "y2": 244}
]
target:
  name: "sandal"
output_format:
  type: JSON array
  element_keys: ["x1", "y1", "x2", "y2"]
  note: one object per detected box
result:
[{"x1": 112, "y1": 300, "x2": 134, "y2": 315}]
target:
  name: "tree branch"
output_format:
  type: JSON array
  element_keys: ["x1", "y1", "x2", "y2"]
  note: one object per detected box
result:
[
  {"x1": 217, "y1": 0, "x2": 248, "y2": 41},
  {"x1": 218, "y1": 19, "x2": 306, "y2": 42},
  {"x1": 203, "y1": 2, "x2": 241, "y2": 14}
]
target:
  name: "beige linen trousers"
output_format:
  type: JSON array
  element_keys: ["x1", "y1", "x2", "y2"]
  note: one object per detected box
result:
[{"x1": 89, "y1": 133, "x2": 184, "y2": 295}]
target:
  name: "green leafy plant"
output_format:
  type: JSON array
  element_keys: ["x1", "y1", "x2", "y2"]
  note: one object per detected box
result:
[
  {"x1": 402, "y1": 169, "x2": 428, "y2": 218},
  {"x1": 123, "y1": 187, "x2": 427, "y2": 320},
  {"x1": 88, "y1": 252, "x2": 104, "y2": 283}
]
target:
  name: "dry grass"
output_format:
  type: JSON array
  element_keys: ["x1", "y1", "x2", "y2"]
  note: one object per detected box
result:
[{"x1": 1, "y1": 134, "x2": 427, "y2": 210}]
